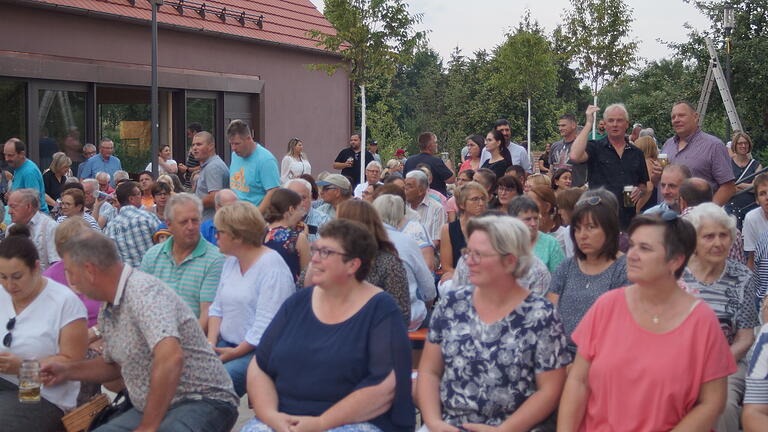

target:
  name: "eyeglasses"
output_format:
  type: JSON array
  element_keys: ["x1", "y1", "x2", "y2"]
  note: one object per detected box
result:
[
  {"x1": 461, "y1": 248, "x2": 507, "y2": 264},
  {"x1": 3, "y1": 317, "x2": 15, "y2": 348},
  {"x1": 322, "y1": 186, "x2": 338, "y2": 192},
  {"x1": 577, "y1": 196, "x2": 602, "y2": 207},
  {"x1": 309, "y1": 246, "x2": 349, "y2": 260},
  {"x1": 465, "y1": 196, "x2": 486, "y2": 203}
]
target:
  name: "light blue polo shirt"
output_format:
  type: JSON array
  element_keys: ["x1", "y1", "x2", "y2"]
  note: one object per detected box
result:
[{"x1": 229, "y1": 144, "x2": 280, "y2": 207}]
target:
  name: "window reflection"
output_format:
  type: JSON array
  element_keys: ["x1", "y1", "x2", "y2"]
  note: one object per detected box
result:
[{"x1": 38, "y1": 89, "x2": 86, "y2": 172}]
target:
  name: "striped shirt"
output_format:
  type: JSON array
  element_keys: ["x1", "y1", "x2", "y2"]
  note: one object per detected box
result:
[
  {"x1": 745, "y1": 324, "x2": 768, "y2": 404},
  {"x1": 414, "y1": 195, "x2": 446, "y2": 247},
  {"x1": 57, "y1": 213, "x2": 101, "y2": 231},
  {"x1": 681, "y1": 258, "x2": 760, "y2": 344},
  {"x1": 753, "y1": 231, "x2": 768, "y2": 303},
  {"x1": 140, "y1": 236, "x2": 224, "y2": 318}
]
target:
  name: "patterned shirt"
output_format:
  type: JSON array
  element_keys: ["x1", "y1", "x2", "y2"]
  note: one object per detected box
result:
[
  {"x1": 662, "y1": 129, "x2": 735, "y2": 190},
  {"x1": 754, "y1": 231, "x2": 768, "y2": 303},
  {"x1": 681, "y1": 258, "x2": 760, "y2": 344},
  {"x1": 57, "y1": 213, "x2": 101, "y2": 231},
  {"x1": 104, "y1": 205, "x2": 161, "y2": 267},
  {"x1": 304, "y1": 207, "x2": 330, "y2": 243},
  {"x1": 429, "y1": 287, "x2": 571, "y2": 427},
  {"x1": 745, "y1": 324, "x2": 768, "y2": 404},
  {"x1": 140, "y1": 236, "x2": 224, "y2": 318},
  {"x1": 447, "y1": 254, "x2": 552, "y2": 297},
  {"x1": 414, "y1": 195, "x2": 446, "y2": 247},
  {"x1": 100, "y1": 265, "x2": 238, "y2": 411}
]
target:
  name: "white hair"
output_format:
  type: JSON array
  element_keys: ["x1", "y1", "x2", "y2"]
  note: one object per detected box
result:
[
  {"x1": 366, "y1": 160, "x2": 382, "y2": 170},
  {"x1": 165, "y1": 193, "x2": 203, "y2": 224},
  {"x1": 603, "y1": 103, "x2": 629, "y2": 122},
  {"x1": 213, "y1": 189, "x2": 238, "y2": 208},
  {"x1": 113, "y1": 170, "x2": 129, "y2": 183},
  {"x1": 81, "y1": 178, "x2": 99, "y2": 199},
  {"x1": 284, "y1": 178, "x2": 312, "y2": 195},
  {"x1": 466, "y1": 215, "x2": 533, "y2": 279},
  {"x1": 405, "y1": 170, "x2": 429, "y2": 188},
  {"x1": 372, "y1": 195, "x2": 405, "y2": 226},
  {"x1": 683, "y1": 202, "x2": 738, "y2": 245},
  {"x1": 95, "y1": 171, "x2": 111, "y2": 182}
]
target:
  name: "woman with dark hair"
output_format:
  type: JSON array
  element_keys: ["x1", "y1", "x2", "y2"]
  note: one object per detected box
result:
[
  {"x1": 263, "y1": 188, "x2": 310, "y2": 283},
  {"x1": 0, "y1": 225, "x2": 88, "y2": 431},
  {"x1": 538, "y1": 143, "x2": 551, "y2": 174},
  {"x1": 547, "y1": 195, "x2": 629, "y2": 354},
  {"x1": 335, "y1": 200, "x2": 410, "y2": 325},
  {"x1": 241, "y1": 219, "x2": 414, "y2": 432},
  {"x1": 491, "y1": 174, "x2": 523, "y2": 210},
  {"x1": 551, "y1": 167, "x2": 573, "y2": 190},
  {"x1": 481, "y1": 130, "x2": 512, "y2": 180},
  {"x1": 528, "y1": 184, "x2": 568, "y2": 252},
  {"x1": 559, "y1": 213, "x2": 737, "y2": 431},
  {"x1": 459, "y1": 135, "x2": 484, "y2": 173},
  {"x1": 56, "y1": 188, "x2": 100, "y2": 230},
  {"x1": 145, "y1": 144, "x2": 178, "y2": 175}
]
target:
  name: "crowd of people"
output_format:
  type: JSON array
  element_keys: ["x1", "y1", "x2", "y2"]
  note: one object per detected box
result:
[{"x1": 1, "y1": 100, "x2": 768, "y2": 432}]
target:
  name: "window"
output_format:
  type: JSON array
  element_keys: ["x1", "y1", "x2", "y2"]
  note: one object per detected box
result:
[{"x1": 38, "y1": 89, "x2": 86, "y2": 172}]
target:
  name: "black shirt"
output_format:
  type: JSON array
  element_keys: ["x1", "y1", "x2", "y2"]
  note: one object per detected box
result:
[
  {"x1": 42, "y1": 170, "x2": 66, "y2": 201},
  {"x1": 334, "y1": 147, "x2": 375, "y2": 187},
  {"x1": 482, "y1": 158, "x2": 512, "y2": 182},
  {"x1": 585, "y1": 137, "x2": 649, "y2": 229},
  {"x1": 403, "y1": 152, "x2": 454, "y2": 196}
]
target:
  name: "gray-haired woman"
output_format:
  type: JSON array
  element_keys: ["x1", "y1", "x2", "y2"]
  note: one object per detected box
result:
[{"x1": 417, "y1": 215, "x2": 571, "y2": 431}]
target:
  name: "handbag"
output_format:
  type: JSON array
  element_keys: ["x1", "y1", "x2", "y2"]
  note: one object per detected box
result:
[
  {"x1": 61, "y1": 393, "x2": 110, "y2": 432},
  {"x1": 86, "y1": 390, "x2": 133, "y2": 431}
]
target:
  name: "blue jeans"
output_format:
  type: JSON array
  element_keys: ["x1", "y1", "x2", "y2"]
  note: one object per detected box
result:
[
  {"x1": 217, "y1": 340, "x2": 254, "y2": 397},
  {"x1": 92, "y1": 398, "x2": 238, "y2": 432},
  {"x1": 240, "y1": 417, "x2": 382, "y2": 432}
]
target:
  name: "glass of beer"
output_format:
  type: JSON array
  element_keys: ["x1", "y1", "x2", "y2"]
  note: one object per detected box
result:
[
  {"x1": 659, "y1": 153, "x2": 669, "y2": 168},
  {"x1": 18, "y1": 359, "x2": 41, "y2": 403},
  {"x1": 623, "y1": 186, "x2": 635, "y2": 208}
]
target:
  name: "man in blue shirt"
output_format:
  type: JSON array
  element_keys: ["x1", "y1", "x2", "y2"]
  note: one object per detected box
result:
[
  {"x1": 80, "y1": 138, "x2": 122, "y2": 183},
  {"x1": 227, "y1": 120, "x2": 280, "y2": 213},
  {"x1": 3, "y1": 138, "x2": 49, "y2": 213}
]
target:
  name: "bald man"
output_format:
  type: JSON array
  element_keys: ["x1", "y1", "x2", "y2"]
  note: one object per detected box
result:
[{"x1": 200, "y1": 189, "x2": 238, "y2": 246}]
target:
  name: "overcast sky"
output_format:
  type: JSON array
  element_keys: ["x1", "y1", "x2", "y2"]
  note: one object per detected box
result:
[{"x1": 308, "y1": 0, "x2": 713, "y2": 65}]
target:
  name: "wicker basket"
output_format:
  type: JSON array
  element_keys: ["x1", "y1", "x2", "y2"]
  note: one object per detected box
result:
[{"x1": 62, "y1": 393, "x2": 110, "y2": 432}]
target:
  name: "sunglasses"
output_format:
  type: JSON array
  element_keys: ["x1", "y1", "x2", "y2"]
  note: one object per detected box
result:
[{"x1": 3, "y1": 317, "x2": 15, "y2": 348}]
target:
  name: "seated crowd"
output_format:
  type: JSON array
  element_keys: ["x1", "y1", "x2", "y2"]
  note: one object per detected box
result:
[{"x1": 1, "y1": 102, "x2": 768, "y2": 432}]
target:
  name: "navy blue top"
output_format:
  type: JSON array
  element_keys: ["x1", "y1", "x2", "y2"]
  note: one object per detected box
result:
[{"x1": 256, "y1": 287, "x2": 415, "y2": 431}]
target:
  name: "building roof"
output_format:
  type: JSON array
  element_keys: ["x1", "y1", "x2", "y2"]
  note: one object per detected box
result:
[{"x1": 25, "y1": 0, "x2": 338, "y2": 53}]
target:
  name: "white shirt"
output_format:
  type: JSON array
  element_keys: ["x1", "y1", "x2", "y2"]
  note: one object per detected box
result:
[
  {"x1": 7, "y1": 212, "x2": 59, "y2": 271},
  {"x1": 145, "y1": 159, "x2": 177, "y2": 176},
  {"x1": 0, "y1": 278, "x2": 86, "y2": 411},
  {"x1": 744, "y1": 207, "x2": 768, "y2": 252},
  {"x1": 413, "y1": 195, "x2": 446, "y2": 247},
  {"x1": 353, "y1": 181, "x2": 382, "y2": 199},
  {"x1": 480, "y1": 142, "x2": 532, "y2": 173},
  {"x1": 280, "y1": 155, "x2": 312, "y2": 184}
]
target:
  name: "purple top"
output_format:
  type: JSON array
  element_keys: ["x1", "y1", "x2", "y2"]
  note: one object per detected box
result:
[
  {"x1": 42, "y1": 261, "x2": 101, "y2": 328},
  {"x1": 661, "y1": 129, "x2": 735, "y2": 190}
]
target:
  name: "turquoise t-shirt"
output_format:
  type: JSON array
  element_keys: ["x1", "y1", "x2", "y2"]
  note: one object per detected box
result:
[
  {"x1": 229, "y1": 144, "x2": 280, "y2": 207},
  {"x1": 12, "y1": 159, "x2": 49, "y2": 213},
  {"x1": 533, "y1": 231, "x2": 565, "y2": 273}
]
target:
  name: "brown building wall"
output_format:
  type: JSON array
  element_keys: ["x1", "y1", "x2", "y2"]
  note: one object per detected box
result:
[{"x1": 0, "y1": 2, "x2": 351, "y2": 172}]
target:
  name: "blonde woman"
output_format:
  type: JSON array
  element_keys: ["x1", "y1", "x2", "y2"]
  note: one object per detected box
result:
[
  {"x1": 280, "y1": 138, "x2": 312, "y2": 184},
  {"x1": 633, "y1": 136, "x2": 659, "y2": 212},
  {"x1": 43, "y1": 152, "x2": 72, "y2": 208}
]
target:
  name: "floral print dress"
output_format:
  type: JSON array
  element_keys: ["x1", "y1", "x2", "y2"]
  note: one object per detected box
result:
[{"x1": 264, "y1": 225, "x2": 301, "y2": 283}]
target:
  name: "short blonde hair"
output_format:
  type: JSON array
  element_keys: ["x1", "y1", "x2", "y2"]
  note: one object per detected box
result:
[
  {"x1": 214, "y1": 201, "x2": 266, "y2": 246},
  {"x1": 49, "y1": 152, "x2": 72, "y2": 173},
  {"x1": 455, "y1": 181, "x2": 488, "y2": 211},
  {"x1": 466, "y1": 215, "x2": 532, "y2": 278},
  {"x1": 55, "y1": 216, "x2": 92, "y2": 256}
]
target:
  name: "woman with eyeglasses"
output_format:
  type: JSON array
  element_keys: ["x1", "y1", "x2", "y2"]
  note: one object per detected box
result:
[
  {"x1": 546, "y1": 193, "x2": 629, "y2": 355},
  {"x1": 459, "y1": 135, "x2": 484, "y2": 173},
  {"x1": 558, "y1": 213, "x2": 737, "y2": 431},
  {"x1": 491, "y1": 174, "x2": 523, "y2": 210},
  {"x1": 439, "y1": 182, "x2": 488, "y2": 282},
  {"x1": 682, "y1": 203, "x2": 760, "y2": 432},
  {"x1": 446, "y1": 170, "x2": 474, "y2": 222},
  {"x1": 208, "y1": 201, "x2": 296, "y2": 397},
  {"x1": 280, "y1": 138, "x2": 312, "y2": 185},
  {"x1": 0, "y1": 224, "x2": 88, "y2": 431},
  {"x1": 728, "y1": 131, "x2": 762, "y2": 217},
  {"x1": 240, "y1": 219, "x2": 415, "y2": 432},
  {"x1": 417, "y1": 215, "x2": 571, "y2": 431},
  {"x1": 56, "y1": 188, "x2": 101, "y2": 231}
]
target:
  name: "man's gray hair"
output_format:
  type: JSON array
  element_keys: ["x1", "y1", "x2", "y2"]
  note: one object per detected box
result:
[
  {"x1": 62, "y1": 230, "x2": 121, "y2": 267},
  {"x1": 366, "y1": 160, "x2": 382, "y2": 170},
  {"x1": 12, "y1": 188, "x2": 40, "y2": 209},
  {"x1": 284, "y1": 178, "x2": 312, "y2": 195},
  {"x1": 165, "y1": 193, "x2": 203, "y2": 224},
  {"x1": 81, "y1": 178, "x2": 99, "y2": 199},
  {"x1": 83, "y1": 143, "x2": 97, "y2": 152},
  {"x1": 372, "y1": 195, "x2": 405, "y2": 226},
  {"x1": 467, "y1": 215, "x2": 533, "y2": 279},
  {"x1": 603, "y1": 103, "x2": 629, "y2": 122},
  {"x1": 113, "y1": 170, "x2": 129, "y2": 183},
  {"x1": 684, "y1": 202, "x2": 738, "y2": 245},
  {"x1": 95, "y1": 171, "x2": 111, "y2": 183},
  {"x1": 99, "y1": 137, "x2": 113, "y2": 146},
  {"x1": 213, "y1": 189, "x2": 238, "y2": 208},
  {"x1": 405, "y1": 170, "x2": 429, "y2": 189}
]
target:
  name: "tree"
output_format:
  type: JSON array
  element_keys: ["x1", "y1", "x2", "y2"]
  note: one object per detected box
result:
[
  {"x1": 493, "y1": 11, "x2": 558, "y2": 153},
  {"x1": 564, "y1": 0, "x2": 638, "y2": 133},
  {"x1": 308, "y1": 0, "x2": 425, "y2": 183}
]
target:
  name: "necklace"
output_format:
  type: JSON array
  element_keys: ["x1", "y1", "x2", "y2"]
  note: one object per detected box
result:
[{"x1": 635, "y1": 288, "x2": 668, "y2": 324}]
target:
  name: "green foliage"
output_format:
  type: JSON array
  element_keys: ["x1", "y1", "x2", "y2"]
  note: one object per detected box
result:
[{"x1": 563, "y1": 0, "x2": 638, "y2": 93}]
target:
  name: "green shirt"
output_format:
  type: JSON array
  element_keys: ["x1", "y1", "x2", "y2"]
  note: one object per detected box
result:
[
  {"x1": 533, "y1": 232, "x2": 565, "y2": 273},
  {"x1": 140, "y1": 236, "x2": 224, "y2": 317}
]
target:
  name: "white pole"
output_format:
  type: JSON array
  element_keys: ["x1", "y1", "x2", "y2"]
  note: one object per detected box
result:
[
  {"x1": 527, "y1": 97, "x2": 532, "y2": 157},
  {"x1": 360, "y1": 85, "x2": 367, "y2": 186},
  {"x1": 592, "y1": 93, "x2": 597, "y2": 138}
]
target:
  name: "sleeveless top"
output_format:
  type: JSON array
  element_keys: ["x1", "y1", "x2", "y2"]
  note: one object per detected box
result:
[{"x1": 448, "y1": 220, "x2": 466, "y2": 268}]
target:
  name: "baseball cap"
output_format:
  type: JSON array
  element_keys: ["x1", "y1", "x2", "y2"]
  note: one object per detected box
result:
[
  {"x1": 316, "y1": 174, "x2": 351, "y2": 191},
  {"x1": 395, "y1": 149, "x2": 406, "y2": 157}
]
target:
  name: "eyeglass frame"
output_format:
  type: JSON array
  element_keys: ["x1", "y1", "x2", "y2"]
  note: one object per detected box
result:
[
  {"x1": 460, "y1": 247, "x2": 508, "y2": 264},
  {"x1": 309, "y1": 245, "x2": 350, "y2": 260}
]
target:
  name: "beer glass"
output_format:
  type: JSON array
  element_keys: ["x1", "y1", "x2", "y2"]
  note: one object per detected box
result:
[{"x1": 18, "y1": 359, "x2": 41, "y2": 403}]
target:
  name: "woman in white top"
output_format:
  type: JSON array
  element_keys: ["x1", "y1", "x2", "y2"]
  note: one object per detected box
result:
[
  {"x1": 0, "y1": 224, "x2": 87, "y2": 431},
  {"x1": 145, "y1": 144, "x2": 178, "y2": 176},
  {"x1": 280, "y1": 138, "x2": 312, "y2": 184},
  {"x1": 207, "y1": 201, "x2": 295, "y2": 398}
]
